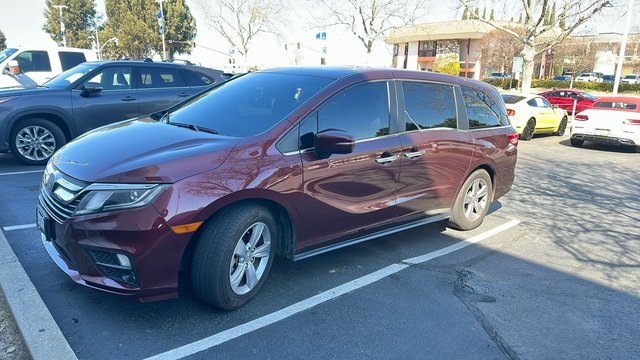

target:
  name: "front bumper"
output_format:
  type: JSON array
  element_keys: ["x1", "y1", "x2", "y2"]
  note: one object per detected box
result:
[{"x1": 37, "y1": 201, "x2": 192, "y2": 302}]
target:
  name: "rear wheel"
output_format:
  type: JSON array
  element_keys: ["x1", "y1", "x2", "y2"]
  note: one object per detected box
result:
[
  {"x1": 520, "y1": 118, "x2": 536, "y2": 141},
  {"x1": 553, "y1": 116, "x2": 568, "y2": 136},
  {"x1": 448, "y1": 169, "x2": 493, "y2": 231},
  {"x1": 570, "y1": 137, "x2": 584, "y2": 147},
  {"x1": 10, "y1": 118, "x2": 66, "y2": 165},
  {"x1": 191, "y1": 204, "x2": 276, "y2": 310}
]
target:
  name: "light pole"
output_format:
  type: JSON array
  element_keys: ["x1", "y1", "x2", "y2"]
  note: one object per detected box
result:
[
  {"x1": 613, "y1": 0, "x2": 634, "y2": 95},
  {"x1": 156, "y1": 0, "x2": 167, "y2": 60},
  {"x1": 53, "y1": 5, "x2": 68, "y2": 47},
  {"x1": 98, "y1": 37, "x2": 118, "y2": 60}
]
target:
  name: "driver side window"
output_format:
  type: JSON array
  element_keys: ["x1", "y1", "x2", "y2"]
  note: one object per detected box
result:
[{"x1": 84, "y1": 67, "x2": 133, "y2": 90}]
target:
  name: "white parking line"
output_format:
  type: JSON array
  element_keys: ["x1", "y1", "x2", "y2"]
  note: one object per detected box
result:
[
  {"x1": 3, "y1": 224, "x2": 36, "y2": 231},
  {"x1": 0, "y1": 170, "x2": 43, "y2": 176},
  {"x1": 146, "y1": 219, "x2": 521, "y2": 360}
]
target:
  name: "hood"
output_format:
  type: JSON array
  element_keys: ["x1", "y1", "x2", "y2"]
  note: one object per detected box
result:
[
  {"x1": 0, "y1": 85, "x2": 49, "y2": 96},
  {"x1": 52, "y1": 118, "x2": 242, "y2": 183}
]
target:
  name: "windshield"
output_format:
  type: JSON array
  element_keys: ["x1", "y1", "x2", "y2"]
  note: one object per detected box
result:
[
  {"x1": 623, "y1": 75, "x2": 637, "y2": 79},
  {"x1": 0, "y1": 48, "x2": 18, "y2": 63},
  {"x1": 579, "y1": 92, "x2": 597, "y2": 101},
  {"x1": 166, "y1": 72, "x2": 334, "y2": 137},
  {"x1": 43, "y1": 62, "x2": 101, "y2": 89}
]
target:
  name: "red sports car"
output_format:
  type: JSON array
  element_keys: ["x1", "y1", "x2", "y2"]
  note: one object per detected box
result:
[{"x1": 538, "y1": 89, "x2": 598, "y2": 114}]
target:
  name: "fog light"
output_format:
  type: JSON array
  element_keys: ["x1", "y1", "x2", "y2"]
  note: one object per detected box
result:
[{"x1": 116, "y1": 254, "x2": 132, "y2": 269}]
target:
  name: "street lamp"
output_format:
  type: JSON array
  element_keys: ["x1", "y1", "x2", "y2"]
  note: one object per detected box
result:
[
  {"x1": 98, "y1": 37, "x2": 118, "y2": 60},
  {"x1": 156, "y1": 0, "x2": 168, "y2": 60},
  {"x1": 52, "y1": 5, "x2": 68, "y2": 47}
]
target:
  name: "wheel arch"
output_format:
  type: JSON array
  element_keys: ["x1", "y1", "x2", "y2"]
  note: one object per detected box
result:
[
  {"x1": 180, "y1": 197, "x2": 297, "y2": 274},
  {"x1": 10, "y1": 112, "x2": 72, "y2": 143}
]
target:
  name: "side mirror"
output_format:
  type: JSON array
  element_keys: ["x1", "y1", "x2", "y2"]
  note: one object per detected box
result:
[
  {"x1": 315, "y1": 129, "x2": 355, "y2": 158},
  {"x1": 3, "y1": 60, "x2": 20, "y2": 75},
  {"x1": 81, "y1": 82, "x2": 103, "y2": 97}
]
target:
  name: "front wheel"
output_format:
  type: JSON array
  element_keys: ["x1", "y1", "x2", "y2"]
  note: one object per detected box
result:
[
  {"x1": 448, "y1": 169, "x2": 493, "y2": 231},
  {"x1": 191, "y1": 204, "x2": 276, "y2": 310},
  {"x1": 554, "y1": 116, "x2": 568, "y2": 136},
  {"x1": 10, "y1": 118, "x2": 66, "y2": 165}
]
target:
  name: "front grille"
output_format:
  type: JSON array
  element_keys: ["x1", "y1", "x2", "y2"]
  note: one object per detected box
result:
[{"x1": 38, "y1": 168, "x2": 88, "y2": 224}]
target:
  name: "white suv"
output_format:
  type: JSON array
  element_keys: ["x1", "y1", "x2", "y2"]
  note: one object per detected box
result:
[
  {"x1": 575, "y1": 72, "x2": 602, "y2": 82},
  {"x1": 621, "y1": 74, "x2": 640, "y2": 84}
]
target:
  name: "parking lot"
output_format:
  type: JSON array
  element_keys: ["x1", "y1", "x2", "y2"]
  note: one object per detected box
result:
[{"x1": 1, "y1": 133, "x2": 639, "y2": 359}]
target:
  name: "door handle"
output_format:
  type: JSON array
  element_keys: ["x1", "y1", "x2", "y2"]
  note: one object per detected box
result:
[
  {"x1": 375, "y1": 153, "x2": 400, "y2": 165},
  {"x1": 403, "y1": 150, "x2": 425, "y2": 159},
  {"x1": 177, "y1": 92, "x2": 190, "y2": 98},
  {"x1": 121, "y1": 96, "x2": 136, "y2": 102}
]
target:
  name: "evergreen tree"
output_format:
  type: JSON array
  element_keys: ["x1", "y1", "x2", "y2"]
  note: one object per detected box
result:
[
  {"x1": 462, "y1": 7, "x2": 469, "y2": 20},
  {"x1": 490, "y1": 9, "x2": 495, "y2": 21},
  {"x1": 482, "y1": 7, "x2": 486, "y2": 20},
  {"x1": 474, "y1": 7, "x2": 480, "y2": 19},
  {"x1": 518, "y1": 13, "x2": 523, "y2": 23},
  {"x1": 43, "y1": 0, "x2": 97, "y2": 48},
  {"x1": 0, "y1": 29, "x2": 6, "y2": 50},
  {"x1": 100, "y1": 0, "x2": 195, "y2": 59},
  {"x1": 550, "y1": 3, "x2": 557, "y2": 24}
]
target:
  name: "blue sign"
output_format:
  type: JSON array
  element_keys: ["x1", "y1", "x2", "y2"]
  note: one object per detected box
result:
[{"x1": 315, "y1": 32, "x2": 326, "y2": 40}]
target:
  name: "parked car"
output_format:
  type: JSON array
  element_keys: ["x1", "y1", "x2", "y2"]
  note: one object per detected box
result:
[
  {"x1": 502, "y1": 94, "x2": 568, "y2": 140},
  {"x1": 621, "y1": 74, "x2": 640, "y2": 84},
  {"x1": 37, "y1": 67, "x2": 519, "y2": 309},
  {"x1": 602, "y1": 75, "x2": 615, "y2": 83},
  {"x1": 0, "y1": 60, "x2": 225, "y2": 164},
  {"x1": 538, "y1": 89, "x2": 598, "y2": 114},
  {"x1": 552, "y1": 75, "x2": 572, "y2": 82},
  {"x1": 485, "y1": 72, "x2": 511, "y2": 80},
  {"x1": 574, "y1": 72, "x2": 602, "y2": 82},
  {"x1": 0, "y1": 46, "x2": 96, "y2": 87},
  {"x1": 571, "y1": 96, "x2": 640, "y2": 151}
]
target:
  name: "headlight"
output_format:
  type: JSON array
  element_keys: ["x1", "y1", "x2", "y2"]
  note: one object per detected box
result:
[{"x1": 75, "y1": 183, "x2": 168, "y2": 215}]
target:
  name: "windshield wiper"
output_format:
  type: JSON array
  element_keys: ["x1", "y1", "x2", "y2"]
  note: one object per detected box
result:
[{"x1": 169, "y1": 121, "x2": 219, "y2": 135}]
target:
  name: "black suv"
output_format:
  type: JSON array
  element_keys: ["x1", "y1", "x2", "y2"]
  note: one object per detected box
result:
[{"x1": 0, "y1": 60, "x2": 225, "y2": 164}]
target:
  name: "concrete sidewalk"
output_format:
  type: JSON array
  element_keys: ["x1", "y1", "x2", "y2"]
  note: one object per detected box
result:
[{"x1": 0, "y1": 231, "x2": 76, "y2": 360}]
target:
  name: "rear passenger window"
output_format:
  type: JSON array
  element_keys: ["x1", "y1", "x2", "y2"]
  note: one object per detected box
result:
[
  {"x1": 58, "y1": 52, "x2": 87, "y2": 71},
  {"x1": 402, "y1": 81, "x2": 457, "y2": 130},
  {"x1": 182, "y1": 70, "x2": 215, "y2": 86},
  {"x1": 461, "y1": 86, "x2": 506, "y2": 129},
  {"x1": 317, "y1": 82, "x2": 390, "y2": 140},
  {"x1": 139, "y1": 67, "x2": 184, "y2": 88}
]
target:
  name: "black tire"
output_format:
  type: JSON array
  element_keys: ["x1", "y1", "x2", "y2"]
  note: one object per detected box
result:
[
  {"x1": 520, "y1": 118, "x2": 536, "y2": 141},
  {"x1": 570, "y1": 137, "x2": 584, "y2": 147},
  {"x1": 553, "y1": 116, "x2": 568, "y2": 136},
  {"x1": 10, "y1": 118, "x2": 66, "y2": 165},
  {"x1": 448, "y1": 169, "x2": 493, "y2": 231},
  {"x1": 191, "y1": 204, "x2": 276, "y2": 310}
]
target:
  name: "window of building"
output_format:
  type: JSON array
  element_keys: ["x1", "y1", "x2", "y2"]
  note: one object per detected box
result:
[
  {"x1": 418, "y1": 41, "x2": 437, "y2": 57},
  {"x1": 402, "y1": 81, "x2": 457, "y2": 130}
]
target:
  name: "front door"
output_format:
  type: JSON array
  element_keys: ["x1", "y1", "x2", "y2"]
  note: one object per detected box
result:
[
  {"x1": 299, "y1": 81, "x2": 401, "y2": 251},
  {"x1": 71, "y1": 66, "x2": 139, "y2": 135}
]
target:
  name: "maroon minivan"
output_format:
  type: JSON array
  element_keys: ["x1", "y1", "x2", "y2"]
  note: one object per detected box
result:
[{"x1": 37, "y1": 67, "x2": 518, "y2": 309}]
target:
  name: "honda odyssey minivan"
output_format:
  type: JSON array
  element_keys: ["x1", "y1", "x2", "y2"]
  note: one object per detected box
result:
[{"x1": 37, "y1": 67, "x2": 518, "y2": 309}]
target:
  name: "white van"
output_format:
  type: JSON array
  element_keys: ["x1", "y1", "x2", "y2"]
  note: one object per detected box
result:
[{"x1": 0, "y1": 47, "x2": 97, "y2": 87}]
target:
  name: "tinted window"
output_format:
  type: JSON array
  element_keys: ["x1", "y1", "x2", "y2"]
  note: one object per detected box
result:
[
  {"x1": 502, "y1": 95, "x2": 525, "y2": 104},
  {"x1": 84, "y1": 67, "x2": 133, "y2": 90},
  {"x1": 16, "y1": 51, "x2": 51, "y2": 72},
  {"x1": 461, "y1": 86, "x2": 504, "y2": 129},
  {"x1": 139, "y1": 67, "x2": 184, "y2": 88},
  {"x1": 594, "y1": 101, "x2": 638, "y2": 110},
  {"x1": 402, "y1": 81, "x2": 457, "y2": 130},
  {"x1": 58, "y1": 51, "x2": 87, "y2": 71},
  {"x1": 317, "y1": 82, "x2": 390, "y2": 140},
  {"x1": 167, "y1": 72, "x2": 333, "y2": 137},
  {"x1": 527, "y1": 97, "x2": 551, "y2": 108},
  {"x1": 181, "y1": 69, "x2": 215, "y2": 86}
]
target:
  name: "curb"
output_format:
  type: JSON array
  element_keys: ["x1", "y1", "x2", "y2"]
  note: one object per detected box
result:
[{"x1": 0, "y1": 230, "x2": 77, "y2": 360}]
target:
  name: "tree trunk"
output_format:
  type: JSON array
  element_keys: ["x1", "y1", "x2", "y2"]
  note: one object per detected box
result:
[{"x1": 520, "y1": 46, "x2": 536, "y2": 94}]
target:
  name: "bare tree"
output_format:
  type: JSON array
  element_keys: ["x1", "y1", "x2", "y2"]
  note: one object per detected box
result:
[
  {"x1": 480, "y1": 27, "x2": 525, "y2": 75},
  {"x1": 554, "y1": 38, "x2": 598, "y2": 87},
  {"x1": 318, "y1": 0, "x2": 427, "y2": 55},
  {"x1": 460, "y1": 0, "x2": 612, "y2": 93},
  {"x1": 195, "y1": 0, "x2": 286, "y2": 65}
]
